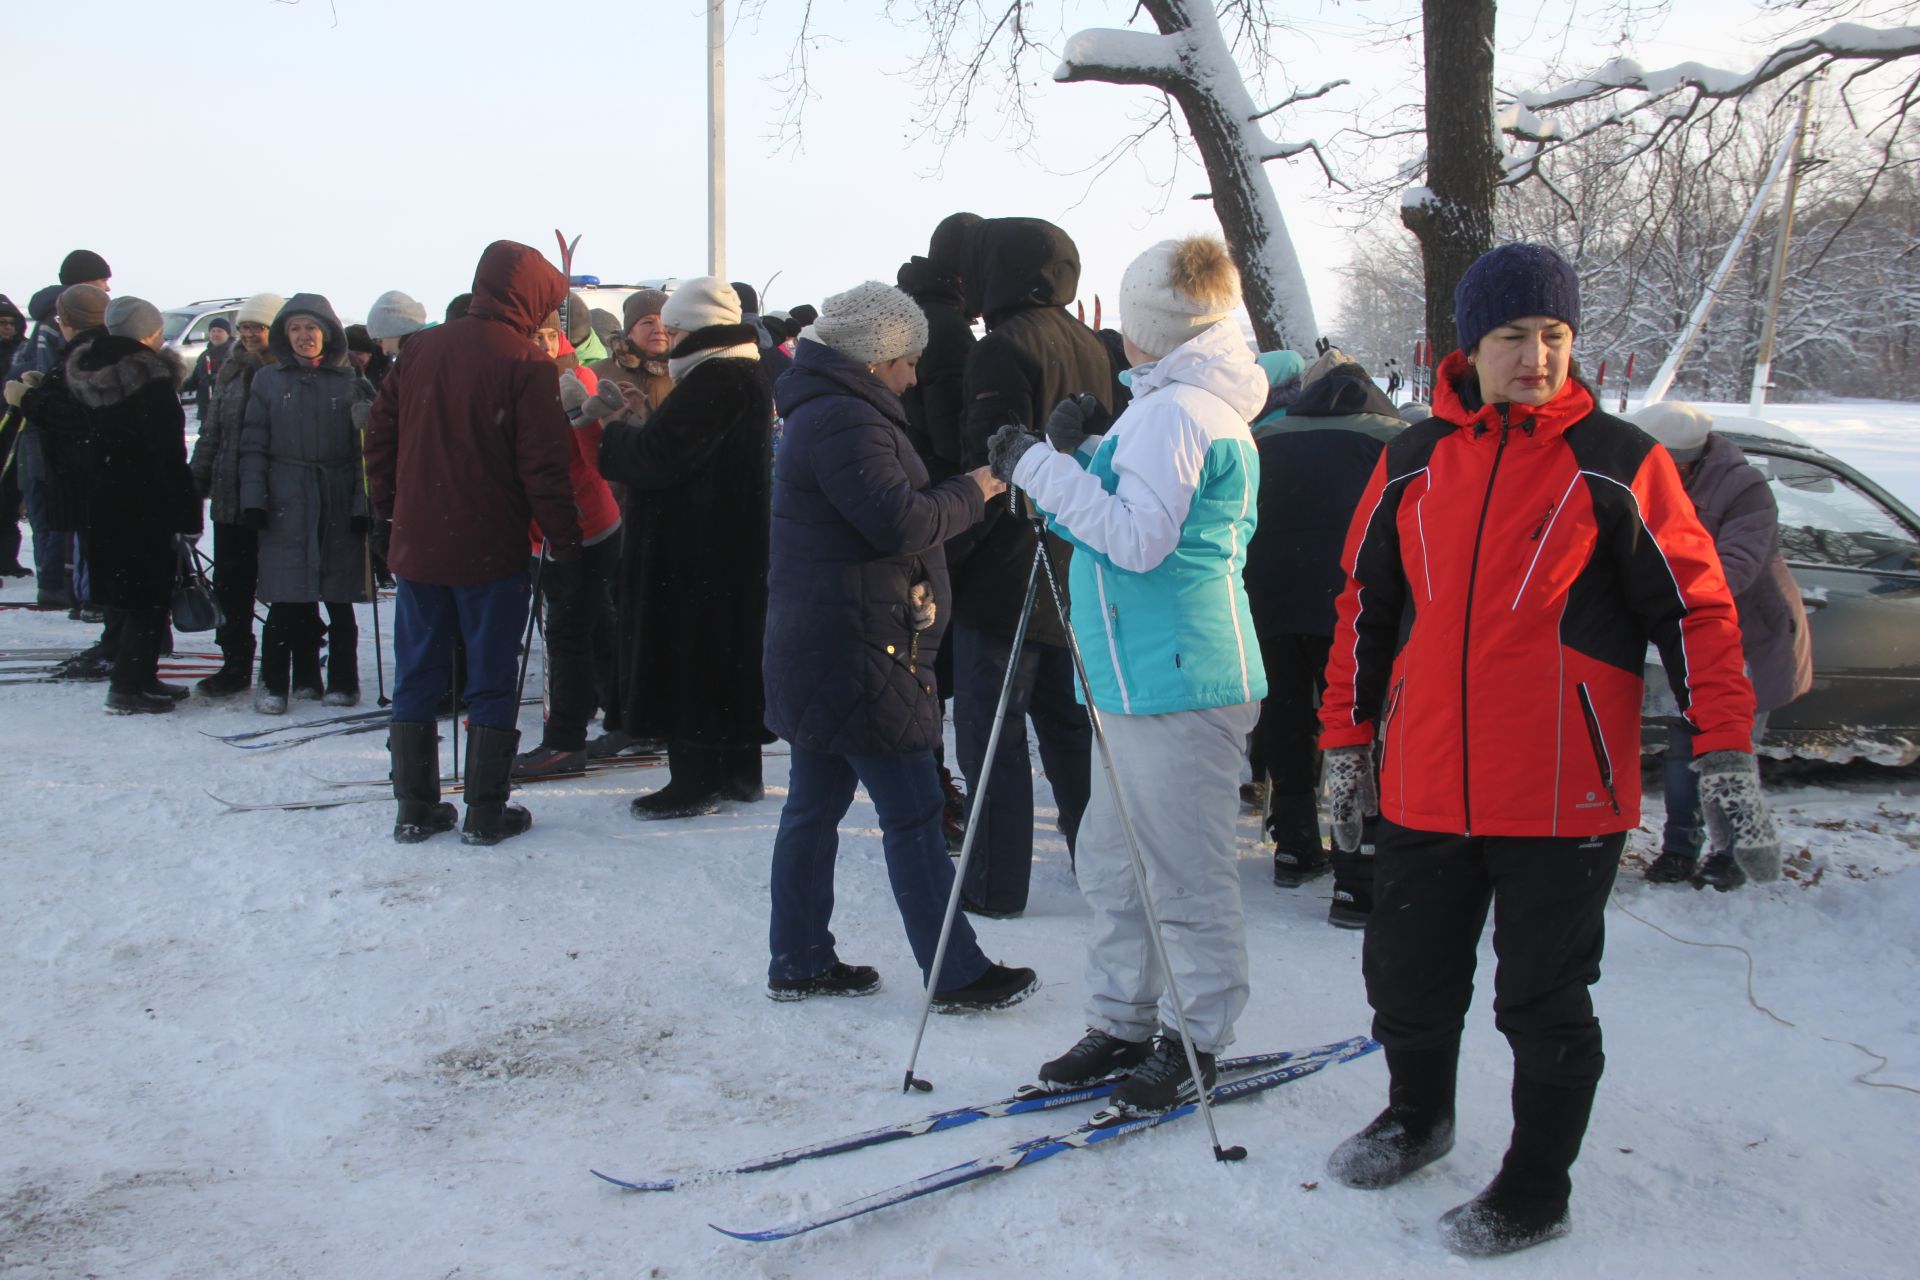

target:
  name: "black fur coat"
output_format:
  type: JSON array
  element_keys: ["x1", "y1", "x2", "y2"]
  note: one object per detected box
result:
[
  {"x1": 66, "y1": 335, "x2": 201, "y2": 609},
  {"x1": 597, "y1": 353, "x2": 772, "y2": 746}
]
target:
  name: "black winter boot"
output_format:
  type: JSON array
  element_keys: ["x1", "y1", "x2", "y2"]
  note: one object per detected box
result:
[
  {"x1": 1438, "y1": 1079, "x2": 1593, "y2": 1257},
  {"x1": 389, "y1": 720, "x2": 457, "y2": 844},
  {"x1": 1643, "y1": 851, "x2": 1698, "y2": 883},
  {"x1": 1269, "y1": 792, "x2": 1331, "y2": 886},
  {"x1": 1328, "y1": 1043, "x2": 1459, "y2": 1188},
  {"x1": 323, "y1": 621, "x2": 359, "y2": 707},
  {"x1": 721, "y1": 745, "x2": 764, "y2": 802},
  {"x1": 630, "y1": 743, "x2": 726, "y2": 820},
  {"x1": 461, "y1": 724, "x2": 533, "y2": 846},
  {"x1": 290, "y1": 609, "x2": 326, "y2": 701},
  {"x1": 196, "y1": 637, "x2": 255, "y2": 698},
  {"x1": 257, "y1": 620, "x2": 291, "y2": 713}
]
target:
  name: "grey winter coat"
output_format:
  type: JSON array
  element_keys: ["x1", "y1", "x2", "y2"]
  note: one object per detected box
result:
[
  {"x1": 190, "y1": 345, "x2": 269, "y2": 525},
  {"x1": 1685, "y1": 431, "x2": 1813, "y2": 711},
  {"x1": 239, "y1": 294, "x2": 371, "y2": 604}
]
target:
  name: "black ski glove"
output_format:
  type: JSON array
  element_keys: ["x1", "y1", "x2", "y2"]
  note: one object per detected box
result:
[
  {"x1": 240, "y1": 508, "x2": 268, "y2": 531},
  {"x1": 1694, "y1": 750, "x2": 1781, "y2": 882},
  {"x1": 1320, "y1": 744, "x2": 1378, "y2": 853},
  {"x1": 986, "y1": 423, "x2": 1040, "y2": 485},
  {"x1": 1045, "y1": 393, "x2": 1112, "y2": 456}
]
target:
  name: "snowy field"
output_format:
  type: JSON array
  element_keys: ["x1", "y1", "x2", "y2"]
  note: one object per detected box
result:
[{"x1": 4, "y1": 400, "x2": 1919, "y2": 1279}]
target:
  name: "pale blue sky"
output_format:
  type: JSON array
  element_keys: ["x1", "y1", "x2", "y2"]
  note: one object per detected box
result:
[{"x1": 3, "y1": 0, "x2": 1762, "y2": 341}]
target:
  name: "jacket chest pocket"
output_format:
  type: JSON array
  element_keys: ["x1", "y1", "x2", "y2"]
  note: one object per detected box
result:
[{"x1": 1509, "y1": 487, "x2": 1596, "y2": 613}]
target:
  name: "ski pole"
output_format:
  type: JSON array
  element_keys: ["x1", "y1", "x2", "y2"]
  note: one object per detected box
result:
[
  {"x1": 900, "y1": 535, "x2": 1044, "y2": 1094},
  {"x1": 1028, "y1": 501, "x2": 1247, "y2": 1163}
]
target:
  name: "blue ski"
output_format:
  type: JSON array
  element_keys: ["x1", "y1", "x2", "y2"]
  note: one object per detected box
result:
[
  {"x1": 592, "y1": 1037, "x2": 1367, "y2": 1193},
  {"x1": 707, "y1": 1036, "x2": 1378, "y2": 1242}
]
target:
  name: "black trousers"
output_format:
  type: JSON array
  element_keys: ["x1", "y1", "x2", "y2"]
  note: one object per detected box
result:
[
  {"x1": 1250, "y1": 630, "x2": 1332, "y2": 803},
  {"x1": 106, "y1": 606, "x2": 167, "y2": 694},
  {"x1": 1363, "y1": 820, "x2": 1622, "y2": 1090},
  {"x1": 534, "y1": 536, "x2": 618, "y2": 751},
  {"x1": 952, "y1": 623, "x2": 1091, "y2": 914},
  {"x1": 210, "y1": 520, "x2": 259, "y2": 660}
]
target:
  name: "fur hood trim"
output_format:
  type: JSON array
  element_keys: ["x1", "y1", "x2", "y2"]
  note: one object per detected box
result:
[{"x1": 66, "y1": 336, "x2": 186, "y2": 408}]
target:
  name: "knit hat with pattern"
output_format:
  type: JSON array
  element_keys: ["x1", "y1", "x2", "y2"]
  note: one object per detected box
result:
[{"x1": 808, "y1": 281, "x2": 929, "y2": 365}]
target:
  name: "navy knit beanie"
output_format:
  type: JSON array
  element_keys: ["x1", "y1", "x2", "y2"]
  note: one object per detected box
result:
[{"x1": 1453, "y1": 243, "x2": 1579, "y2": 355}]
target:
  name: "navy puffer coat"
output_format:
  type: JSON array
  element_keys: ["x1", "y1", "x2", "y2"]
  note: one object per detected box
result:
[{"x1": 763, "y1": 340, "x2": 987, "y2": 756}]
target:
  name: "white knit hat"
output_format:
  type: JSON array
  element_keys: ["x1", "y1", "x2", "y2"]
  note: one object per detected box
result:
[
  {"x1": 236, "y1": 292, "x2": 285, "y2": 328},
  {"x1": 660, "y1": 276, "x2": 741, "y2": 333},
  {"x1": 1119, "y1": 235, "x2": 1241, "y2": 358},
  {"x1": 365, "y1": 290, "x2": 427, "y2": 340},
  {"x1": 809, "y1": 281, "x2": 930, "y2": 365},
  {"x1": 1629, "y1": 401, "x2": 1714, "y2": 464}
]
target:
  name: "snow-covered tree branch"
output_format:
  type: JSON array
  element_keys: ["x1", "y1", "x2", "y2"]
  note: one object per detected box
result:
[{"x1": 1510, "y1": 21, "x2": 1920, "y2": 175}]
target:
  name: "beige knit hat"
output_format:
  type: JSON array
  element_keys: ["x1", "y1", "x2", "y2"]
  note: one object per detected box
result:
[
  {"x1": 1119, "y1": 236, "x2": 1240, "y2": 358},
  {"x1": 660, "y1": 277, "x2": 741, "y2": 333},
  {"x1": 55, "y1": 284, "x2": 108, "y2": 332},
  {"x1": 809, "y1": 281, "x2": 930, "y2": 365},
  {"x1": 237, "y1": 292, "x2": 286, "y2": 328}
]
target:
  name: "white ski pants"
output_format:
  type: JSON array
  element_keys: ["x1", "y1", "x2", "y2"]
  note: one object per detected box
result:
[{"x1": 1077, "y1": 700, "x2": 1259, "y2": 1054}]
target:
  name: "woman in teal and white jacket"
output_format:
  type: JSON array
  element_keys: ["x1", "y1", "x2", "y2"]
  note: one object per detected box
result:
[{"x1": 986, "y1": 235, "x2": 1270, "y2": 1117}]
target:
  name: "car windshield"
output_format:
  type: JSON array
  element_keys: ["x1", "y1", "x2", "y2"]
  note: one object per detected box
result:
[
  {"x1": 161, "y1": 310, "x2": 196, "y2": 342},
  {"x1": 1763, "y1": 455, "x2": 1920, "y2": 574}
]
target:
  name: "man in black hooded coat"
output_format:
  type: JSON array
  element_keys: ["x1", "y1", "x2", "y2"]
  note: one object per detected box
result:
[
  {"x1": 896, "y1": 212, "x2": 981, "y2": 485},
  {"x1": 947, "y1": 216, "x2": 1111, "y2": 916}
]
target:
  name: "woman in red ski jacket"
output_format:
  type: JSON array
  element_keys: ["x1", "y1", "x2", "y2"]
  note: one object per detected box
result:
[{"x1": 1314, "y1": 244, "x2": 1779, "y2": 1259}]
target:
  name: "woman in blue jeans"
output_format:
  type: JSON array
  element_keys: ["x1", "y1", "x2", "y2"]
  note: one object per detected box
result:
[{"x1": 761, "y1": 281, "x2": 1037, "y2": 1011}]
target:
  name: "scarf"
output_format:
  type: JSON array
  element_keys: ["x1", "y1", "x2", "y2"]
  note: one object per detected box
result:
[{"x1": 667, "y1": 322, "x2": 760, "y2": 382}]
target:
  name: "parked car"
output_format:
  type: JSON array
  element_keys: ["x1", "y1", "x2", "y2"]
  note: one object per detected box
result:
[
  {"x1": 161, "y1": 297, "x2": 246, "y2": 369},
  {"x1": 1644, "y1": 416, "x2": 1920, "y2": 765}
]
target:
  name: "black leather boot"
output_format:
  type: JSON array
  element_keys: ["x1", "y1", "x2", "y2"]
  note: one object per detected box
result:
[
  {"x1": 1439, "y1": 1078, "x2": 1594, "y2": 1257},
  {"x1": 390, "y1": 720, "x2": 456, "y2": 844},
  {"x1": 1328, "y1": 1041, "x2": 1459, "y2": 1188},
  {"x1": 461, "y1": 724, "x2": 533, "y2": 846}
]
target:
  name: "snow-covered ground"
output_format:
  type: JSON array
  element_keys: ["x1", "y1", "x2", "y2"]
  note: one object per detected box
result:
[{"x1": 5, "y1": 401, "x2": 1919, "y2": 1278}]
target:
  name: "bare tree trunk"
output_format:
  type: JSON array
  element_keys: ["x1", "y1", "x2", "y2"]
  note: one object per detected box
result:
[{"x1": 1401, "y1": 0, "x2": 1500, "y2": 358}]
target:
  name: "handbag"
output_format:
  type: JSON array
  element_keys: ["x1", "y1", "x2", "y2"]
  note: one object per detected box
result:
[{"x1": 171, "y1": 535, "x2": 225, "y2": 633}]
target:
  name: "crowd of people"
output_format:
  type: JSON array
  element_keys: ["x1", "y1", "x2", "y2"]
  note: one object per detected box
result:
[{"x1": 1, "y1": 227, "x2": 1808, "y2": 1258}]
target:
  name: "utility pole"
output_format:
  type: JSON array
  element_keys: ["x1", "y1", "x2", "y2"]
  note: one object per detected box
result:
[
  {"x1": 707, "y1": 0, "x2": 727, "y2": 279},
  {"x1": 1748, "y1": 83, "x2": 1819, "y2": 415}
]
